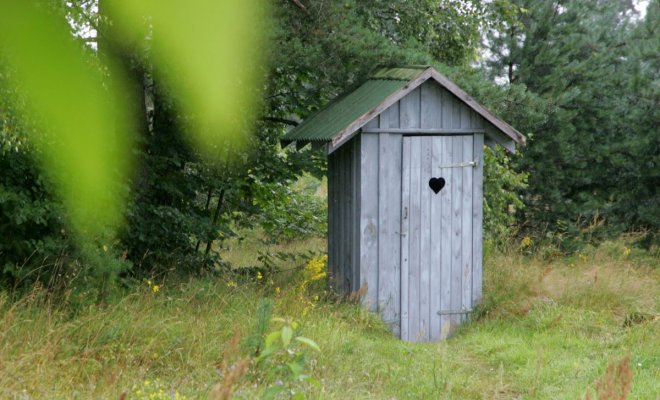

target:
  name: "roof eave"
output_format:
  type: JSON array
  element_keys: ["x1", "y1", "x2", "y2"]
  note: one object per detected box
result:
[
  {"x1": 427, "y1": 69, "x2": 526, "y2": 148},
  {"x1": 283, "y1": 66, "x2": 526, "y2": 154},
  {"x1": 327, "y1": 68, "x2": 434, "y2": 153}
]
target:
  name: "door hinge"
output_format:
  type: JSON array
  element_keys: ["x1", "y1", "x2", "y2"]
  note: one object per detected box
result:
[{"x1": 437, "y1": 308, "x2": 473, "y2": 315}]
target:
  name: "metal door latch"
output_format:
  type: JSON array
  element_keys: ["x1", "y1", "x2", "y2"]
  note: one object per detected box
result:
[{"x1": 439, "y1": 160, "x2": 477, "y2": 169}]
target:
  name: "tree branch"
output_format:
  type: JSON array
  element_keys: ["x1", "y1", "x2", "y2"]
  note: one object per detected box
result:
[{"x1": 290, "y1": 0, "x2": 309, "y2": 14}]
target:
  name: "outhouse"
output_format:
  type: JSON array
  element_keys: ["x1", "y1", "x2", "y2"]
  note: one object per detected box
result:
[{"x1": 282, "y1": 66, "x2": 525, "y2": 341}]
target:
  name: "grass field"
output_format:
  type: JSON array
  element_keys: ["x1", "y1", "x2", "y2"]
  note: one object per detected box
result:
[{"x1": 0, "y1": 236, "x2": 658, "y2": 399}]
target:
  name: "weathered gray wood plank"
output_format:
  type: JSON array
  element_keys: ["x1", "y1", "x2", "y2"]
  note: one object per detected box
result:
[
  {"x1": 378, "y1": 132, "x2": 402, "y2": 335},
  {"x1": 334, "y1": 148, "x2": 342, "y2": 294},
  {"x1": 408, "y1": 137, "x2": 422, "y2": 341},
  {"x1": 399, "y1": 87, "x2": 421, "y2": 129},
  {"x1": 359, "y1": 134, "x2": 379, "y2": 309},
  {"x1": 470, "y1": 110, "x2": 481, "y2": 129},
  {"x1": 421, "y1": 81, "x2": 442, "y2": 129},
  {"x1": 441, "y1": 88, "x2": 452, "y2": 129},
  {"x1": 348, "y1": 142, "x2": 354, "y2": 292},
  {"x1": 419, "y1": 136, "x2": 432, "y2": 341},
  {"x1": 461, "y1": 135, "x2": 473, "y2": 322},
  {"x1": 439, "y1": 135, "x2": 453, "y2": 339},
  {"x1": 472, "y1": 133, "x2": 484, "y2": 306},
  {"x1": 430, "y1": 137, "x2": 442, "y2": 340},
  {"x1": 461, "y1": 101, "x2": 471, "y2": 130},
  {"x1": 327, "y1": 152, "x2": 335, "y2": 288},
  {"x1": 339, "y1": 145, "x2": 346, "y2": 294},
  {"x1": 379, "y1": 100, "x2": 400, "y2": 129},
  {"x1": 345, "y1": 144, "x2": 351, "y2": 294},
  {"x1": 352, "y1": 138, "x2": 361, "y2": 293},
  {"x1": 364, "y1": 115, "x2": 379, "y2": 130},
  {"x1": 451, "y1": 94, "x2": 462, "y2": 129},
  {"x1": 334, "y1": 150, "x2": 341, "y2": 291},
  {"x1": 400, "y1": 137, "x2": 411, "y2": 340},
  {"x1": 450, "y1": 136, "x2": 463, "y2": 331},
  {"x1": 476, "y1": 111, "x2": 485, "y2": 129}
]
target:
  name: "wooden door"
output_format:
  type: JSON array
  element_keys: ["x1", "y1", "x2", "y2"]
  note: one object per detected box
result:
[{"x1": 400, "y1": 135, "x2": 476, "y2": 341}]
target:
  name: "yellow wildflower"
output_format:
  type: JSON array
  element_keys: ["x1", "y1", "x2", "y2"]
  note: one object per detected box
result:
[
  {"x1": 521, "y1": 236, "x2": 533, "y2": 249},
  {"x1": 226, "y1": 281, "x2": 237, "y2": 288},
  {"x1": 152, "y1": 285, "x2": 160, "y2": 293},
  {"x1": 304, "y1": 255, "x2": 328, "y2": 282},
  {"x1": 275, "y1": 287, "x2": 281, "y2": 294},
  {"x1": 256, "y1": 271, "x2": 263, "y2": 280},
  {"x1": 146, "y1": 279, "x2": 152, "y2": 286},
  {"x1": 623, "y1": 247, "x2": 631, "y2": 257}
]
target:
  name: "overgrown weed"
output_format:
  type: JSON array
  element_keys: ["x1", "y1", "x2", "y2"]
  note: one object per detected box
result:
[{"x1": 0, "y1": 236, "x2": 657, "y2": 399}]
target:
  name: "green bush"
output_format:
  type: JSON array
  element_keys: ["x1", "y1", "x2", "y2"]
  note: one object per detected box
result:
[
  {"x1": 483, "y1": 145, "x2": 528, "y2": 252},
  {"x1": 253, "y1": 175, "x2": 327, "y2": 244}
]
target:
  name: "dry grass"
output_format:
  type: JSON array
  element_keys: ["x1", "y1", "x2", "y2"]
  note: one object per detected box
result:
[
  {"x1": 0, "y1": 236, "x2": 657, "y2": 399},
  {"x1": 220, "y1": 227, "x2": 326, "y2": 269},
  {"x1": 584, "y1": 356, "x2": 632, "y2": 400},
  {"x1": 481, "y1": 239, "x2": 659, "y2": 322}
]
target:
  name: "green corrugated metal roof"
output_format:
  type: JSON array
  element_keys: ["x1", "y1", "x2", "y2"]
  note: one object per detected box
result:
[
  {"x1": 370, "y1": 65, "x2": 429, "y2": 80},
  {"x1": 282, "y1": 65, "x2": 525, "y2": 149},
  {"x1": 282, "y1": 67, "x2": 426, "y2": 142}
]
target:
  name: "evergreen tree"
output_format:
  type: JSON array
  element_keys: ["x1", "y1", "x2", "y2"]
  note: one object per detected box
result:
[
  {"x1": 486, "y1": 0, "x2": 654, "y2": 246},
  {"x1": 611, "y1": 0, "x2": 660, "y2": 243}
]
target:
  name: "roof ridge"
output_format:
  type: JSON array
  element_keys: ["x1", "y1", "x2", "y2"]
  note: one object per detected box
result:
[
  {"x1": 281, "y1": 65, "x2": 525, "y2": 152},
  {"x1": 372, "y1": 64, "x2": 431, "y2": 70},
  {"x1": 369, "y1": 66, "x2": 430, "y2": 81}
]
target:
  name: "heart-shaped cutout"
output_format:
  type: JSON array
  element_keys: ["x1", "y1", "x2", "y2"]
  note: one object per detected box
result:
[{"x1": 428, "y1": 177, "x2": 446, "y2": 194}]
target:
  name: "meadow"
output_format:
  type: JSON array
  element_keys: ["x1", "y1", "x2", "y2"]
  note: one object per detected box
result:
[{"x1": 0, "y1": 235, "x2": 657, "y2": 399}]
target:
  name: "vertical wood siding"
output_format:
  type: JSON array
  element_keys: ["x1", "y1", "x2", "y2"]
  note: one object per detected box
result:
[
  {"x1": 330, "y1": 80, "x2": 487, "y2": 341},
  {"x1": 359, "y1": 131, "x2": 379, "y2": 308},
  {"x1": 472, "y1": 133, "x2": 484, "y2": 305},
  {"x1": 400, "y1": 135, "x2": 474, "y2": 341},
  {"x1": 377, "y1": 106, "x2": 402, "y2": 335},
  {"x1": 327, "y1": 136, "x2": 360, "y2": 296}
]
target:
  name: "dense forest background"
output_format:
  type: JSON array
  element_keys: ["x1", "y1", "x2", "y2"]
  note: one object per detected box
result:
[{"x1": 1, "y1": 0, "x2": 658, "y2": 295}]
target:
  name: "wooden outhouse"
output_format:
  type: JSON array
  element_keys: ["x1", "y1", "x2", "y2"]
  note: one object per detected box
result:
[{"x1": 282, "y1": 66, "x2": 525, "y2": 341}]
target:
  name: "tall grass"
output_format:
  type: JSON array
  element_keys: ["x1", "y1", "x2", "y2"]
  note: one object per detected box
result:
[{"x1": 0, "y1": 237, "x2": 657, "y2": 399}]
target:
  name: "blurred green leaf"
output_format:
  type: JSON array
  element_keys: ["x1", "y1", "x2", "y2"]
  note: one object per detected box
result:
[
  {"x1": 264, "y1": 330, "x2": 281, "y2": 349},
  {"x1": 294, "y1": 336, "x2": 321, "y2": 352},
  {"x1": 0, "y1": 0, "x2": 267, "y2": 247},
  {"x1": 0, "y1": 1, "x2": 134, "y2": 237},
  {"x1": 281, "y1": 325, "x2": 293, "y2": 347},
  {"x1": 106, "y1": 0, "x2": 268, "y2": 159}
]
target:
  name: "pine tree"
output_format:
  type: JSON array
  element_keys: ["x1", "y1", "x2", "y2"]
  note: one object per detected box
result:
[{"x1": 486, "y1": 0, "x2": 648, "y2": 246}]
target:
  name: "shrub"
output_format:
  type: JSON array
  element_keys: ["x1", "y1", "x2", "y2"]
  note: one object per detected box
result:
[{"x1": 253, "y1": 175, "x2": 327, "y2": 243}]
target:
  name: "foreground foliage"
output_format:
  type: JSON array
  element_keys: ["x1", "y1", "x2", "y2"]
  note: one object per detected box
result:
[
  {"x1": 0, "y1": 237, "x2": 657, "y2": 399},
  {"x1": 3, "y1": 0, "x2": 656, "y2": 293}
]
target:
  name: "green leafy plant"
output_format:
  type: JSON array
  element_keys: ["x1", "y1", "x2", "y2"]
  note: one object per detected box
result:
[
  {"x1": 254, "y1": 318, "x2": 321, "y2": 399},
  {"x1": 483, "y1": 145, "x2": 528, "y2": 252},
  {"x1": 130, "y1": 378, "x2": 186, "y2": 400},
  {"x1": 252, "y1": 176, "x2": 327, "y2": 244},
  {"x1": 244, "y1": 298, "x2": 275, "y2": 356}
]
